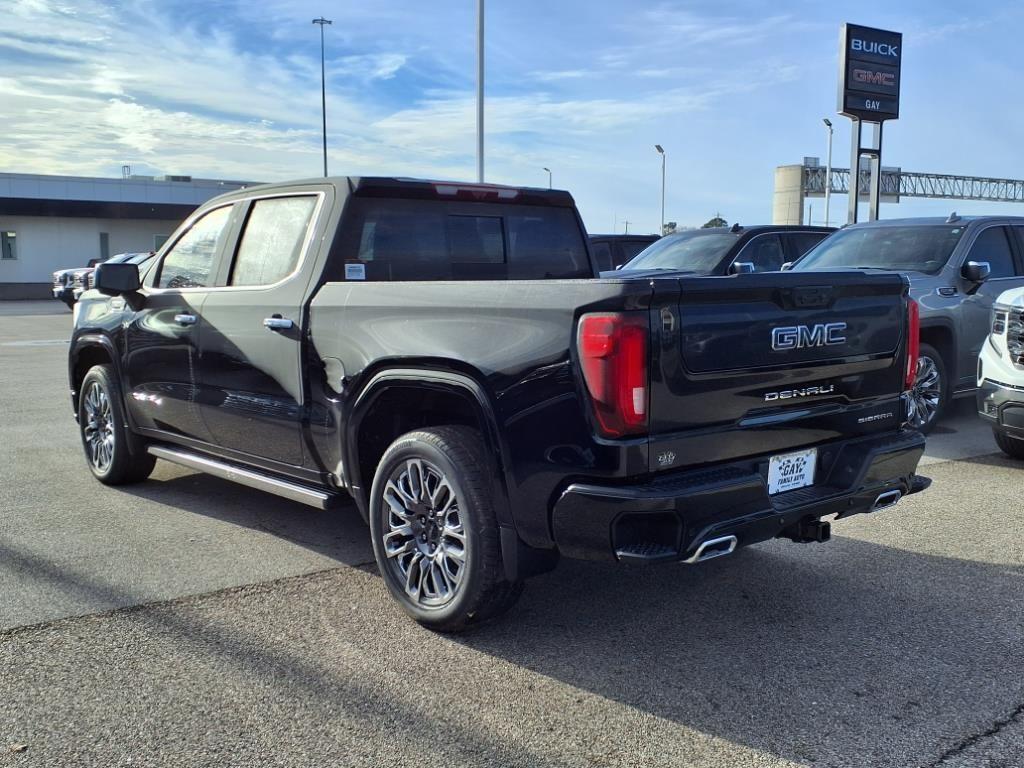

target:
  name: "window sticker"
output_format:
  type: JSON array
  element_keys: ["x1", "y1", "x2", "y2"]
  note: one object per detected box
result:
[{"x1": 345, "y1": 262, "x2": 366, "y2": 280}]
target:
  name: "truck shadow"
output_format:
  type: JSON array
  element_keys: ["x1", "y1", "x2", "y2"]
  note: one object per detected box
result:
[
  {"x1": 455, "y1": 537, "x2": 1024, "y2": 765},
  {"x1": 126, "y1": 465, "x2": 375, "y2": 565},
  {"x1": 111, "y1": 466, "x2": 1023, "y2": 765}
]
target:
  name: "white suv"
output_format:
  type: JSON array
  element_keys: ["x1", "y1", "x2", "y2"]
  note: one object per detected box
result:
[{"x1": 978, "y1": 287, "x2": 1024, "y2": 458}]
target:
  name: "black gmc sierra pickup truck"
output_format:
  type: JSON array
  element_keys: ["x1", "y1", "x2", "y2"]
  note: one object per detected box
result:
[{"x1": 70, "y1": 177, "x2": 929, "y2": 630}]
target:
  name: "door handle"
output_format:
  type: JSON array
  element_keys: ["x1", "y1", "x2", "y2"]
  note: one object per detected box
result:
[
  {"x1": 174, "y1": 313, "x2": 197, "y2": 326},
  {"x1": 263, "y1": 316, "x2": 294, "y2": 331}
]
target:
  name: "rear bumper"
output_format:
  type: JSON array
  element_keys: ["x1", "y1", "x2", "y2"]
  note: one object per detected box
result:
[
  {"x1": 551, "y1": 430, "x2": 927, "y2": 563},
  {"x1": 977, "y1": 378, "x2": 1024, "y2": 439}
]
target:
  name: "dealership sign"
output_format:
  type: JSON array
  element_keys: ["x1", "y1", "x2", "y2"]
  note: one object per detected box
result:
[{"x1": 838, "y1": 23, "x2": 902, "y2": 121}]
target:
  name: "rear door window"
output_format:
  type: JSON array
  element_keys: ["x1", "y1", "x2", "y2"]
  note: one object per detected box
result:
[
  {"x1": 341, "y1": 199, "x2": 591, "y2": 280},
  {"x1": 229, "y1": 196, "x2": 318, "y2": 286},
  {"x1": 967, "y1": 227, "x2": 1018, "y2": 279},
  {"x1": 590, "y1": 241, "x2": 613, "y2": 272},
  {"x1": 786, "y1": 232, "x2": 828, "y2": 258}
]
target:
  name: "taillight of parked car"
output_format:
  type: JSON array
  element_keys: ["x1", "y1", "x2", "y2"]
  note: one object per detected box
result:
[
  {"x1": 577, "y1": 312, "x2": 648, "y2": 437},
  {"x1": 904, "y1": 298, "x2": 920, "y2": 391}
]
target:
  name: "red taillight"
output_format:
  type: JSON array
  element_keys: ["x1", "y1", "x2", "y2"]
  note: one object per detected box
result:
[
  {"x1": 904, "y1": 298, "x2": 920, "y2": 390},
  {"x1": 577, "y1": 313, "x2": 649, "y2": 437}
]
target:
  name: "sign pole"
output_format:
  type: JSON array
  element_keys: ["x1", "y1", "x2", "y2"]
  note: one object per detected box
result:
[
  {"x1": 848, "y1": 118, "x2": 862, "y2": 224},
  {"x1": 868, "y1": 122, "x2": 883, "y2": 221}
]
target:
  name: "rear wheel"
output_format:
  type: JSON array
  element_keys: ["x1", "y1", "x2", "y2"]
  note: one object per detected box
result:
[
  {"x1": 907, "y1": 343, "x2": 946, "y2": 434},
  {"x1": 78, "y1": 364, "x2": 155, "y2": 485},
  {"x1": 369, "y1": 426, "x2": 522, "y2": 632},
  {"x1": 994, "y1": 430, "x2": 1024, "y2": 459}
]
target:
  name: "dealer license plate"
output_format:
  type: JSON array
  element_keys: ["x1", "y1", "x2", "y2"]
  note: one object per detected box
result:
[{"x1": 767, "y1": 447, "x2": 817, "y2": 495}]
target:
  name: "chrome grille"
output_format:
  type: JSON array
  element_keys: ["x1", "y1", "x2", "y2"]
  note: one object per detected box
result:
[{"x1": 1009, "y1": 308, "x2": 1024, "y2": 368}]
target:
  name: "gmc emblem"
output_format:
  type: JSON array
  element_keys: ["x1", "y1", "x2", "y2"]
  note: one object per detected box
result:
[{"x1": 771, "y1": 322, "x2": 847, "y2": 351}]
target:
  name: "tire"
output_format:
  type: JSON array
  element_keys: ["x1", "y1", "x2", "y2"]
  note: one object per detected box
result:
[
  {"x1": 994, "y1": 430, "x2": 1024, "y2": 460},
  {"x1": 907, "y1": 343, "x2": 947, "y2": 434},
  {"x1": 369, "y1": 426, "x2": 522, "y2": 632},
  {"x1": 78, "y1": 364, "x2": 155, "y2": 485}
]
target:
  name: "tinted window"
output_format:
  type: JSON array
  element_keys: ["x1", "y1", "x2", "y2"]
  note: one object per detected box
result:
[
  {"x1": 735, "y1": 235, "x2": 785, "y2": 272},
  {"x1": 622, "y1": 231, "x2": 739, "y2": 274},
  {"x1": 448, "y1": 215, "x2": 504, "y2": 264},
  {"x1": 966, "y1": 227, "x2": 1017, "y2": 279},
  {"x1": 619, "y1": 239, "x2": 655, "y2": 264},
  {"x1": 590, "y1": 241, "x2": 613, "y2": 272},
  {"x1": 230, "y1": 196, "x2": 317, "y2": 286},
  {"x1": 343, "y1": 199, "x2": 591, "y2": 280},
  {"x1": 157, "y1": 205, "x2": 233, "y2": 289},
  {"x1": 794, "y1": 225, "x2": 965, "y2": 275},
  {"x1": 787, "y1": 232, "x2": 829, "y2": 257}
]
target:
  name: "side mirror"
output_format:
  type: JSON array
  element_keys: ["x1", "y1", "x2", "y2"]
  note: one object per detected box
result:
[
  {"x1": 93, "y1": 262, "x2": 141, "y2": 295},
  {"x1": 730, "y1": 261, "x2": 756, "y2": 275},
  {"x1": 961, "y1": 260, "x2": 991, "y2": 283},
  {"x1": 781, "y1": 261, "x2": 794, "y2": 271}
]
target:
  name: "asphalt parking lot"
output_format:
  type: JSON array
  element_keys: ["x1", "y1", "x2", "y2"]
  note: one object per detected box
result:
[{"x1": 1, "y1": 300, "x2": 1021, "y2": 768}]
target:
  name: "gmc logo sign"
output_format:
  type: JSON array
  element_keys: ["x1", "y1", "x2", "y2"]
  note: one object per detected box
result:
[
  {"x1": 853, "y1": 68, "x2": 896, "y2": 87},
  {"x1": 771, "y1": 323, "x2": 848, "y2": 351}
]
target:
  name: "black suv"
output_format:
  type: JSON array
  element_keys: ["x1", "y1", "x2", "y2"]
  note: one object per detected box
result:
[{"x1": 620, "y1": 225, "x2": 834, "y2": 275}]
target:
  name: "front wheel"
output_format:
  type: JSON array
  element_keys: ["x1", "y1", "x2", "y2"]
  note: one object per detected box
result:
[
  {"x1": 994, "y1": 430, "x2": 1024, "y2": 459},
  {"x1": 369, "y1": 426, "x2": 522, "y2": 632},
  {"x1": 907, "y1": 343, "x2": 946, "y2": 434},
  {"x1": 78, "y1": 364, "x2": 155, "y2": 485}
]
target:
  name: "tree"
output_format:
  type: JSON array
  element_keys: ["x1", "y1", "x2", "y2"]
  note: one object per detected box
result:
[
  {"x1": 702, "y1": 214, "x2": 727, "y2": 229},
  {"x1": 661, "y1": 221, "x2": 677, "y2": 235}
]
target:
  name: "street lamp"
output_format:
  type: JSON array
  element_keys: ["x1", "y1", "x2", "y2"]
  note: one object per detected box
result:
[
  {"x1": 542, "y1": 167, "x2": 551, "y2": 189},
  {"x1": 654, "y1": 144, "x2": 665, "y2": 235},
  {"x1": 822, "y1": 118, "x2": 833, "y2": 227},
  {"x1": 312, "y1": 16, "x2": 333, "y2": 177},
  {"x1": 476, "y1": 0, "x2": 484, "y2": 183}
]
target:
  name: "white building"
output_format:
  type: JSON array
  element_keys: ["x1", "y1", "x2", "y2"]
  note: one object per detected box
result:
[{"x1": 0, "y1": 172, "x2": 255, "y2": 299}]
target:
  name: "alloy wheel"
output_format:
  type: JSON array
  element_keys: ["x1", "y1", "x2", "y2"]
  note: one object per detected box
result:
[
  {"x1": 907, "y1": 354, "x2": 942, "y2": 429},
  {"x1": 82, "y1": 381, "x2": 116, "y2": 472},
  {"x1": 381, "y1": 458, "x2": 467, "y2": 608}
]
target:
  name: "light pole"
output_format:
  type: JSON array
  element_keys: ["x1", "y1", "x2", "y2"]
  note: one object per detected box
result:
[
  {"x1": 822, "y1": 118, "x2": 833, "y2": 227},
  {"x1": 313, "y1": 17, "x2": 332, "y2": 177},
  {"x1": 654, "y1": 144, "x2": 665, "y2": 235},
  {"x1": 476, "y1": 0, "x2": 484, "y2": 183},
  {"x1": 542, "y1": 167, "x2": 551, "y2": 189}
]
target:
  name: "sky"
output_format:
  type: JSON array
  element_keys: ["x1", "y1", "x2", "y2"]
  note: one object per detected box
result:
[{"x1": 2, "y1": 0, "x2": 1024, "y2": 234}]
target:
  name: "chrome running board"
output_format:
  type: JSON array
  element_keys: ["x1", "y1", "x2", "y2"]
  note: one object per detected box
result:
[{"x1": 147, "y1": 445, "x2": 341, "y2": 510}]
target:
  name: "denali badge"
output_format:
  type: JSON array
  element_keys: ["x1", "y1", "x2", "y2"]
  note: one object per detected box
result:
[
  {"x1": 764, "y1": 384, "x2": 835, "y2": 402},
  {"x1": 771, "y1": 322, "x2": 847, "y2": 351}
]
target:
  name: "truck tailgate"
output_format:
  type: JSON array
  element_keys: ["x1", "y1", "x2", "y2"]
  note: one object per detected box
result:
[{"x1": 648, "y1": 271, "x2": 909, "y2": 471}]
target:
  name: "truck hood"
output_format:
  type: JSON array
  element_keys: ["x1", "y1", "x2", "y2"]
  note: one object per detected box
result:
[{"x1": 994, "y1": 287, "x2": 1024, "y2": 308}]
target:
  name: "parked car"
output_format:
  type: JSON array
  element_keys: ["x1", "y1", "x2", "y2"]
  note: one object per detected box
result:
[
  {"x1": 70, "y1": 176, "x2": 927, "y2": 631},
  {"x1": 588, "y1": 234, "x2": 659, "y2": 271},
  {"x1": 52, "y1": 252, "x2": 153, "y2": 308},
  {"x1": 619, "y1": 224, "x2": 833, "y2": 275},
  {"x1": 978, "y1": 286, "x2": 1024, "y2": 458},
  {"x1": 792, "y1": 215, "x2": 1024, "y2": 433},
  {"x1": 53, "y1": 266, "x2": 94, "y2": 308},
  {"x1": 76, "y1": 252, "x2": 154, "y2": 300}
]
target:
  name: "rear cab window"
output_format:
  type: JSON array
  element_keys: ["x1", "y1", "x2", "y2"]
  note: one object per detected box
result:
[{"x1": 336, "y1": 198, "x2": 592, "y2": 281}]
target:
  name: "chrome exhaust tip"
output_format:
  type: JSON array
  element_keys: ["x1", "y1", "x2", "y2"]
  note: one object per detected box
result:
[
  {"x1": 872, "y1": 489, "x2": 902, "y2": 512},
  {"x1": 683, "y1": 534, "x2": 738, "y2": 564}
]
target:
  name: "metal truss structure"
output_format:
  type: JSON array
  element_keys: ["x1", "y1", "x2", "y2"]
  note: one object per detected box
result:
[{"x1": 803, "y1": 165, "x2": 1024, "y2": 203}]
